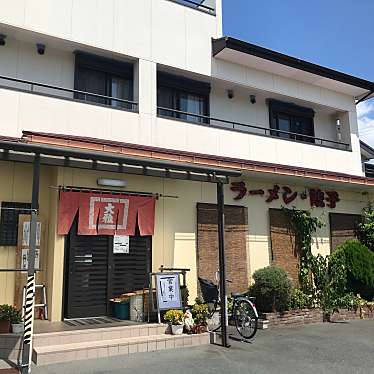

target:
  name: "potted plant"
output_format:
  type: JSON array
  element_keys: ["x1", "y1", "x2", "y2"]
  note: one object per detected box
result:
[
  {"x1": 191, "y1": 301, "x2": 210, "y2": 334},
  {"x1": 164, "y1": 309, "x2": 184, "y2": 335},
  {"x1": 10, "y1": 307, "x2": 24, "y2": 334},
  {"x1": 0, "y1": 304, "x2": 13, "y2": 333}
]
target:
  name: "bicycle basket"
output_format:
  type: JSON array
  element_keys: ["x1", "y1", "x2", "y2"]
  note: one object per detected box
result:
[{"x1": 198, "y1": 277, "x2": 218, "y2": 304}]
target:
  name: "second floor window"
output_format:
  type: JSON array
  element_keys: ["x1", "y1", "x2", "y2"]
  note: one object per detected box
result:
[
  {"x1": 74, "y1": 52, "x2": 134, "y2": 110},
  {"x1": 157, "y1": 72, "x2": 210, "y2": 124},
  {"x1": 269, "y1": 100, "x2": 315, "y2": 143}
]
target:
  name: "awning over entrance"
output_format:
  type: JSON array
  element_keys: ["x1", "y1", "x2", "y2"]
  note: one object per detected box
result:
[
  {"x1": 0, "y1": 137, "x2": 241, "y2": 183},
  {"x1": 19, "y1": 131, "x2": 374, "y2": 189}
]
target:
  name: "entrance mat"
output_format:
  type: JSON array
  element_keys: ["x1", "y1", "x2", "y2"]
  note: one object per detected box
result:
[{"x1": 63, "y1": 317, "x2": 121, "y2": 327}]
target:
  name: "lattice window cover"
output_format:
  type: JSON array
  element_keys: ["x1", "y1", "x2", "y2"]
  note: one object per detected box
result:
[{"x1": 0, "y1": 202, "x2": 31, "y2": 246}]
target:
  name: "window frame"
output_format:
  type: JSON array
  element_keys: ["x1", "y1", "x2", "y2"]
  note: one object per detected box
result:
[
  {"x1": 268, "y1": 99, "x2": 315, "y2": 143},
  {"x1": 74, "y1": 51, "x2": 134, "y2": 110},
  {"x1": 157, "y1": 72, "x2": 210, "y2": 124}
]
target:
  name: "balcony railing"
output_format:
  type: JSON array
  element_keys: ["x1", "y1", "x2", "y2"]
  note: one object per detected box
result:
[
  {"x1": 0, "y1": 75, "x2": 138, "y2": 112},
  {"x1": 169, "y1": 0, "x2": 215, "y2": 15},
  {"x1": 157, "y1": 107, "x2": 350, "y2": 151}
]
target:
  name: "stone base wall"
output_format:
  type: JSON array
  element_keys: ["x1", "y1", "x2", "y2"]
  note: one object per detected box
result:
[
  {"x1": 330, "y1": 307, "x2": 374, "y2": 322},
  {"x1": 261, "y1": 307, "x2": 374, "y2": 329}
]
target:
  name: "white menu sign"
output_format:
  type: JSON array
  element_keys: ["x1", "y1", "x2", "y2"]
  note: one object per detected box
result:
[
  {"x1": 22, "y1": 221, "x2": 42, "y2": 247},
  {"x1": 113, "y1": 235, "x2": 130, "y2": 254},
  {"x1": 21, "y1": 248, "x2": 40, "y2": 271},
  {"x1": 156, "y1": 273, "x2": 182, "y2": 311}
]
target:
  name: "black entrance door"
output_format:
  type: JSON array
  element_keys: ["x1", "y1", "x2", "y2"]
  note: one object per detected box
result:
[{"x1": 64, "y1": 221, "x2": 152, "y2": 319}]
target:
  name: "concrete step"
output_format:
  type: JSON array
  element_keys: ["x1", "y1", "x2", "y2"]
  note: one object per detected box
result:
[
  {"x1": 33, "y1": 323, "x2": 166, "y2": 347},
  {"x1": 33, "y1": 333, "x2": 210, "y2": 366}
]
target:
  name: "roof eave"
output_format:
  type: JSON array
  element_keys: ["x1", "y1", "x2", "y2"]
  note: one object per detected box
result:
[
  {"x1": 360, "y1": 140, "x2": 374, "y2": 160},
  {"x1": 212, "y1": 37, "x2": 374, "y2": 98}
]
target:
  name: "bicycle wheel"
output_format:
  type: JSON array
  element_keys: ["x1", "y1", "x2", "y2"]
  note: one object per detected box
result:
[
  {"x1": 206, "y1": 300, "x2": 221, "y2": 332},
  {"x1": 207, "y1": 299, "x2": 219, "y2": 319},
  {"x1": 234, "y1": 299, "x2": 258, "y2": 339}
]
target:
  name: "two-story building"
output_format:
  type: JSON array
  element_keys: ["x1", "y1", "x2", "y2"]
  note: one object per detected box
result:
[{"x1": 0, "y1": 0, "x2": 374, "y2": 326}]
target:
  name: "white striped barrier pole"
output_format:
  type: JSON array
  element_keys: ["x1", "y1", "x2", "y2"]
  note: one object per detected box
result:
[{"x1": 21, "y1": 155, "x2": 40, "y2": 374}]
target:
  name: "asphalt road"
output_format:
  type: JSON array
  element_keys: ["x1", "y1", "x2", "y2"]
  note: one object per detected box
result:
[{"x1": 33, "y1": 320, "x2": 374, "y2": 374}]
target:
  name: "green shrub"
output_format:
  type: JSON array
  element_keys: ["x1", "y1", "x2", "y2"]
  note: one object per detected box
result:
[
  {"x1": 250, "y1": 266, "x2": 292, "y2": 313},
  {"x1": 356, "y1": 206, "x2": 374, "y2": 252},
  {"x1": 288, "y1": 289, "x2": 314, "y2": 310},
  {"x1": 336, "y1": 293, "x2": 362, "y2": 311},
  {"x1": 334, "y1": 241, "x2": 374, "y2": 300},
  {"x1": 0, "y1": 304, "x2": 22, "y2": 323}
]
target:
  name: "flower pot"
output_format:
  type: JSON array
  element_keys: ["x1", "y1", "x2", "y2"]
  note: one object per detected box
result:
[
  {"x1": 171, "y1": 324, "x2": 184, "y2": 335},
  {"x1": 193, "y1": 324, "x2": 207, "y2": 334},
  {"x1": 0, "y1": 320, "x2": 11, "y2": 334},
  {"x1": 12, "y1": 323, "x2": 24, "y2": 334}
]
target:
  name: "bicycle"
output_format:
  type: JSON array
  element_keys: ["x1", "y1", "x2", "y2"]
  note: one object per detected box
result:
[{"x1": 198, "y1": 275, "x2": 259, "y2": 340}]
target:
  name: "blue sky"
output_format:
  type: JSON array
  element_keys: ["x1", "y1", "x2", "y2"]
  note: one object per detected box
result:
[{"x1": 222, "y1": 0, "x2": 374, "y2": 146}]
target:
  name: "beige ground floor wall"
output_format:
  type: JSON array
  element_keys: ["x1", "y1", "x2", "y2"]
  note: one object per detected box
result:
[{"x1": 0, "y1": 161, "x2": 371, "y2": 321}]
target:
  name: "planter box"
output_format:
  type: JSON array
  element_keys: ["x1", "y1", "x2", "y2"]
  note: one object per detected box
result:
[{"x1": 0, "y1": 320, "x2": 11, "y2": 334}]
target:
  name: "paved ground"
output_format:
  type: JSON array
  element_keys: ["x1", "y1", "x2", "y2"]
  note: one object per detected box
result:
[{"x1": 19, "y1": 320, "x2": 374, "y2": 374}]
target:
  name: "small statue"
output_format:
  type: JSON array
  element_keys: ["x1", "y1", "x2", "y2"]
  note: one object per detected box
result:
[{"x1": 184, "y1": 309, "x2": 194, "y2": 333}]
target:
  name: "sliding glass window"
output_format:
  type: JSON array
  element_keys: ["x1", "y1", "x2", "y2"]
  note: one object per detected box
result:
[
  {"x1": 269, "y1": 100, "x2": 315, "y2": 143},
  {"x1": 157, "y1": 72, "x2": 210, "y2": 124},
  {"x1": 74, "y1": 52, "x2": 134, "y2": 110}
]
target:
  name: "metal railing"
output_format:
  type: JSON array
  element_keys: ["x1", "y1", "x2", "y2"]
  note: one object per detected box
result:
[
  {"x1": 169, "y1": 0, "x2": 215, "y2": 14},
  {"x1": 157, "y1": 107, "x2": 350, "y2": 151},
  {"x1": 0, "y1": 75, "x2": 138, "y2": 112}
]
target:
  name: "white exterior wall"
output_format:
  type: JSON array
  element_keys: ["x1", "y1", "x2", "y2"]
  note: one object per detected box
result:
[
  {"x1": 0, "y1": 37, "x2": 74, "y2": 89},
  {"x1": 0, "y1": 0, "x2": 219, "y2": 76},
  {"x1": 0, "y1": 83, "x2": 362, "y2": 175},
  {"x1": 211, "y1": 58, "x2": 362, "y2": 174},
  {"x1": 0, "y1": 47, "x2": 363, "y2": 175},
  {"x1": 0, "y1": 0, "x2": 363, "y2": 176},
  {"x1": 210, "y1": 84, "x2": 340, "y2": 142}
]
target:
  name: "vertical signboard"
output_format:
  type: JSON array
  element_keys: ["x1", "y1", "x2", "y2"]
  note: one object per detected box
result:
[{"x1": 155, "y1": 273, "x2": 182, "y2": 319}]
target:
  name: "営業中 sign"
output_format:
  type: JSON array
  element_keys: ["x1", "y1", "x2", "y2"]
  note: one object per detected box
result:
[{"x1": 155, "y1": 273, "x2": 182, "y2": 311}]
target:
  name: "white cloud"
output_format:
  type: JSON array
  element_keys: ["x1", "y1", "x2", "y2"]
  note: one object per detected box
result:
[{"x1": 357, "y1": 98, "x2": 374, "y2": 145}]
